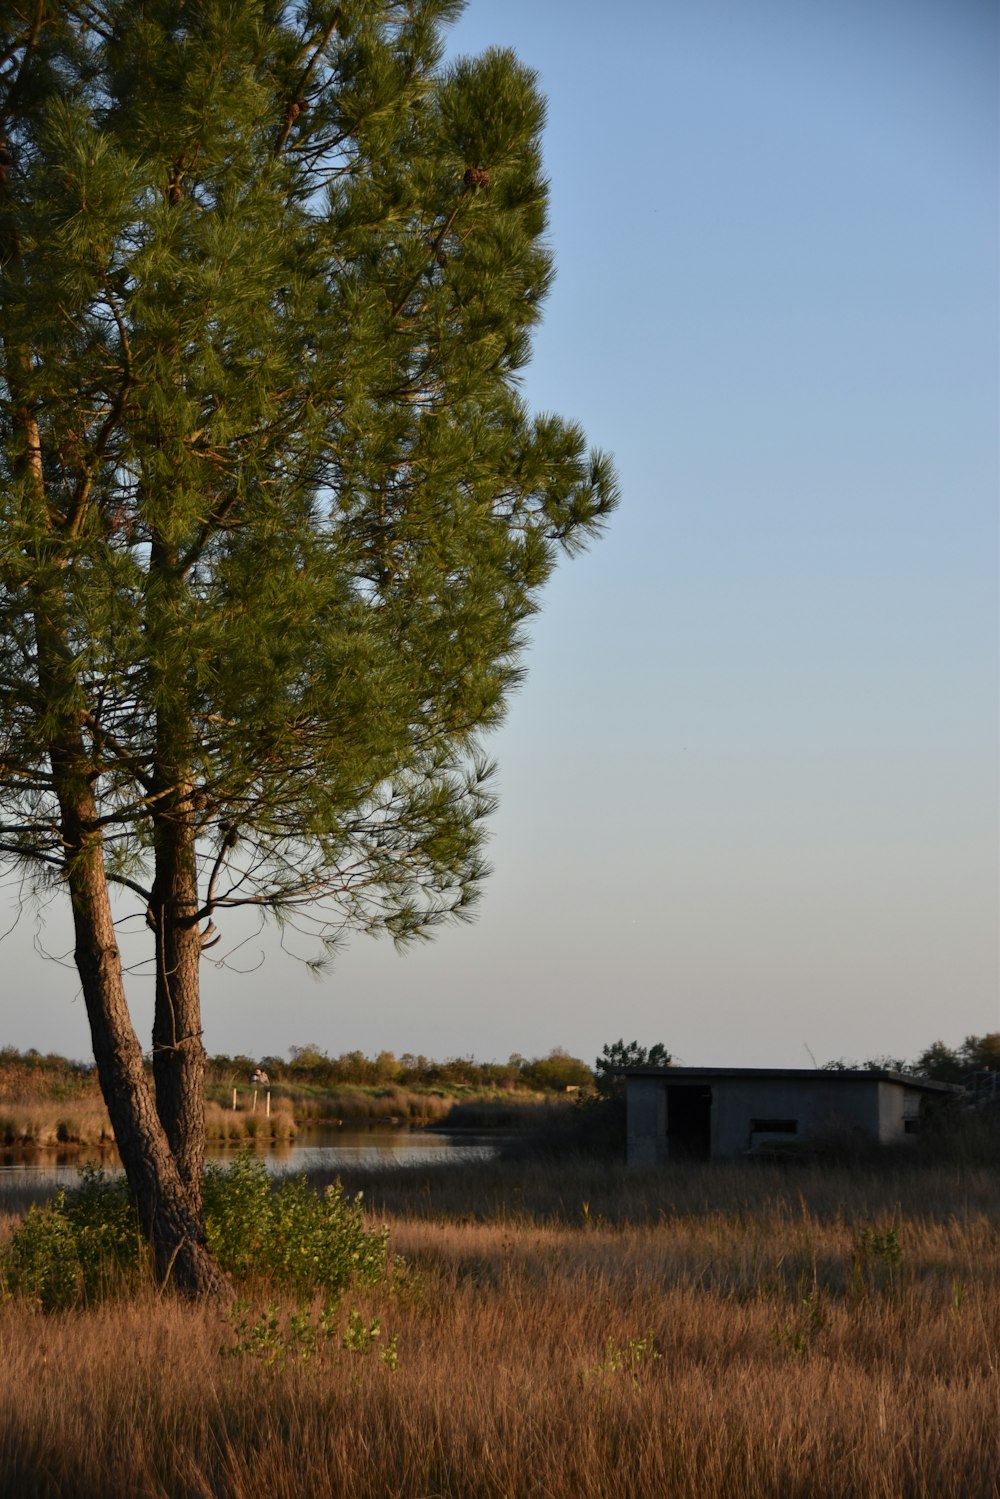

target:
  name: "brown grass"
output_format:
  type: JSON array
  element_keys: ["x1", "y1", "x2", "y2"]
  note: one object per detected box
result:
[
  {"x1": 0, "y1": 1157, "x2": 997, "y2": 1497},
  {"x1": 0, "y1": 1097, "x2": 296, "y2": 1150},
  {"x1": 0, "y1": 1098, "x2": 116, "y2": 1147}
]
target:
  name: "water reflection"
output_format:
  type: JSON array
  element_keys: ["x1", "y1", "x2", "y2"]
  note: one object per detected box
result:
[{"x1": 0, "y1": 1125, "x2": 497, "y2": 1187}]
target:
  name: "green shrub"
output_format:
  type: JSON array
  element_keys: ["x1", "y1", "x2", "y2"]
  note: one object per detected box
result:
[
  {"x1": 3, "y1": 1155, "x2": 390, "y2": 1310},
  {"x1": 3, "y1": 1166, "x2": 144, "y2": 1310},
  {"x1": 203, "y1": 1153, "x2": 389, "y2": 1298}
]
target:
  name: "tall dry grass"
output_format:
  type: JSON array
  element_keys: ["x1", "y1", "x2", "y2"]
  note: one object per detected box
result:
[
  {"x1": 0, "y1": 1096, "x2": 296, "y2": 1150},
  {"x1": 0, "y1": 1156, "x2": 997, "y2": 1496},
  {"x1": 0, "y1": 1098, "x2": 115, "y2": 1148}
]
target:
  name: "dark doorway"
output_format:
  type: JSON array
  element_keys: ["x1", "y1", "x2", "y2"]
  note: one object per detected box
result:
[{"x1": 666, "y1": 1085, "x2": 712, "y2": 1160}]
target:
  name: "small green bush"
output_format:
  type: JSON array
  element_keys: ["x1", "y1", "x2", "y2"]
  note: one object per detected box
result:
[
  {"x1": 3, "y1": 1166, "x2": 144, "y2": 1310},
  {"x1": 204, "y1": 1153, "x2": 389, "y2": 1298}
]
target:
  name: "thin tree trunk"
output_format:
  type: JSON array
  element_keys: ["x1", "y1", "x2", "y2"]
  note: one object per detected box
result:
[
  {"x1": 151, "y1": 798, "x2": 208, "y2": 1208},
  {"x1": 63, "y1": 788, "x2": 228, "y2": 1298},
  {"x1": 146, "y1": 519, "x2": 209, "y2": 1208}
]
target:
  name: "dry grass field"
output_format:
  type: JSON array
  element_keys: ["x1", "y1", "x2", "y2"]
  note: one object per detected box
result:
[{"x1": 0, "y1": 1155, "x2": 997, "y2": 1498}]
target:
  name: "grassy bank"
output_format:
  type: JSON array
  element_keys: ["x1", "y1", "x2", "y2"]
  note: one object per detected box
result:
[
  {"x1": 0, "y1": 1086, "x2": 557, "y2": 1150},
  {"x1": 0, "y1": 1045, "x2": 586, "y2": 1141},
  {"x1": 207, "y1": 1081, "x2": 552, "y2": 1128},
  {"x1": 0, "y1": 1096, "x2": 297, "y2": 1149},
  {"x1": 0, "y1": 1155, "x2": 997, "y2": 1496}
]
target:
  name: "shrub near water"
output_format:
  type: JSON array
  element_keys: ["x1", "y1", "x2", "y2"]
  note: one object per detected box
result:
[
  {"x1": 3, "y1": 1155, "x2": 389, "y2": 1309},
  {"x1": 203, "y1": 1154, "x2": 389, "y2": 1297},
  {"x1": 3, "y1": 1166, "x2": 144, "y2": 1310}
]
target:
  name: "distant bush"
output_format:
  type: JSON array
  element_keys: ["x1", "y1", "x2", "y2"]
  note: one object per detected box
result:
[
  {"x1": 594, "y1": 1039, "x2": 672, "y2": 1099},
  {"x1": 916, "y1": 1033, "x2": 1000, "y2": 1083},
  {"x1": 207, "y1": 1045, "x2": 596, "y2": 1096},
  {"x1": 518, "y1": 1049, "x2": 593, "y2": 1092}
]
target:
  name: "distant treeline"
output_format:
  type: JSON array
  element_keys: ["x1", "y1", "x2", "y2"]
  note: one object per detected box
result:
[
  {"x1": 0, "y1": 1043, "x2": 596, "y2": 1098},
  {"x1": 2, "y1": 1033, "x2": 996, "y2": 1102},
  {"x1": 0, "y1": 1047, "x2": 96, "y2": 1100},
  {"x1": 823, "y1": 1033, "x2": 1000, "y2": 1084},
  {"x1": 205, "y1": 1045, "x2": 595, "y2": 1094}
]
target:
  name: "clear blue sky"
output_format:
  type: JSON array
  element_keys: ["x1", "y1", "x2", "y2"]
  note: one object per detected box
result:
[{"x1": 5, "y1": 0, "x2": 997, "y2": 1068}]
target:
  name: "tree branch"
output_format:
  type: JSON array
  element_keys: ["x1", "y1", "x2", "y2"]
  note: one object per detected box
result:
[{"x1": 276, "y1": 18, "x2": 339, "y2": 154}]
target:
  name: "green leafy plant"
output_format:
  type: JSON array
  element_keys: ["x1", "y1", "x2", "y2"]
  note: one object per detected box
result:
[
  {"x1": 851, "y1": 1223, "x2": 904, "y2": 1300},
  {"x1": 4, "y1": 1155, "x2": 390, "y2": 1311},
  {"x1": 583, "y1": 1331, "x2": 661, "y2": 1386},
  {"x1": 222, "y1": 1299, "x2": 397, "y2": 1371},
  {"x1": 3, "y1": 1166, "x2": 144, "y2": 1310},
  {"x1": 773, "y1": 1287, "x2": 826, "y2": 1357},
  {"x1": 203, "y1": 1153, "x2": 389, "y2": 1297},
  {"x1": 222, "y1": 1298, "x2": 340, "y2": 1367}
]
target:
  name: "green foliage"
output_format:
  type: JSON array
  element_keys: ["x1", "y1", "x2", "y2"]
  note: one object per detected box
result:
[
  {"x1": 821, "y1": 1055, "x2": 917, "y2": 1074},
  {"x1": 4, "y1": 1156, "x2": 389, "y2": 1310},
  {"x1": 222, "y1": 1298, "x2": 338, "y2": 1367},
  {"x1": 0, "y1": 0, "x2": 618, "y2": 954},
  {"x1": 851, "y1": 1223, "x2": 904, "y2": 1300},
  {"x1": 222, "y1": 1298, "x2": 398, "y2": 1371},
  {"x1": 594, "y1": 1039, "x2": 672, "y2": 1099},
  {"x1": 203, "y1": 1153, "x2": 389, "y2": 1297},
  {"x1": 208, "y1": 1045, "x2": 592, "y2": 1095},
  {"x1": 917, "y1": 1033, "x2": 1000, "y2": 1081},
  {"x1": 517, "y1": 1048, "x2": 593, "y2": 1092},
  {"x1": 3, "y1": 1167, "x2": 144, "y2": 1311},
  {"x1": 915, "y1": 1041, "x2": 966, "y2": 1084},
  {"x1": 3, "y1": 1195, "x2": 83, "y2": 1312},
  {"x1": 773, "y1": 1288, "x2": 826, "y2": 1357},
  {"x1": 583, "y1": 1331, "x2": 661, "y2": 1386}
]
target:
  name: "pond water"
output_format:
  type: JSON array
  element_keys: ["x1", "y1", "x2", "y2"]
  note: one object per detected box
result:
[{"x1": 0, "y1": 1124, "x2": 499, "y2": 1189}]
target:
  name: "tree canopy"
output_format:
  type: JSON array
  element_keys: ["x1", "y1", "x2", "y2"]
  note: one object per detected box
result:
[{"x1": 0, "y1": 0, "x2": 616, "y2": 1293}]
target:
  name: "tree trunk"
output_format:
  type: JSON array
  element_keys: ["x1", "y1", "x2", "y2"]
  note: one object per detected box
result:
[
  {"x1": 64, "y1": 792, "x2": 228, "y2": 1298},
  {"x1": 151, "y1": 799, "x2": 207, "y2": 1209},
  {"x1": 146, "y1": 525, "x2": 210, "y2": 1205},
  {"x1": 12, "y1": 258, "x2": 222, "y2": 1295}
]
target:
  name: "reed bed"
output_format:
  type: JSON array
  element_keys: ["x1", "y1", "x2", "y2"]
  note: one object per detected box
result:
[
  {"x1": 0, "y1": 1098, "x2": 115, "y2": 1148},
  {"x1": 203, "y1": 1098, "x2": 297, "y2": 1143},
  {"x1": 253, "y1": 1084, "x2": 550, "y2": 1127},
  {"x1": 0, "y1": 1156, "x2": 997, "y2": 1497},
  {"x1": 269, "y1": 1082, "x2": 458, "y2": 1124},
  {"x1": 0, "y1": 1096, "x2": 296, "y2": 1150}
]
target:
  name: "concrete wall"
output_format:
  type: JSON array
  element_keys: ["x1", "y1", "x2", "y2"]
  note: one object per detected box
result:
[
  {"x1": 626, "y1": 1074, "x2": 927, "y2": 1163},
  {"x1": 710, "y1": 1076, "x2": 880, "y2": 1157},
  {"x1": 625, "y1": 1077, "x2": 667, "y2": 1166},
  {"x1": 877, "y1": 1081, "x2": 924, "y2": 1144}
]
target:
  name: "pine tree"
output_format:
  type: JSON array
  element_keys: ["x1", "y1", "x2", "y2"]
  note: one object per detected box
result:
[{"x1": 0, "y1": 1, "x2": 616, "y2": 1294}]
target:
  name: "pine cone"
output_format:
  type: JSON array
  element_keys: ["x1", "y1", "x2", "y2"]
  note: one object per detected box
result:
[{"x1": 463, "y1": 166, "x2": 490, "y2": 190}]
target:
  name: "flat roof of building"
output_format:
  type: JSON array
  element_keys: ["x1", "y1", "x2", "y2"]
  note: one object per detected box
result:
[{"x1": 619, "y1": 1066, "x2": 959, "y2": 1093}]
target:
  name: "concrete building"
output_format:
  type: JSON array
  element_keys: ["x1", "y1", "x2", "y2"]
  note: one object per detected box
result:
[{"x1": 623, "y1": 1067, "x2": 958, "y2": 1165}]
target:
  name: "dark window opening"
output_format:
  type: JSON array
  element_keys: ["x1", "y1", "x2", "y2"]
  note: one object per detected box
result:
[
  {"x1": 750, "y1": 1118, "x2": 798, "y2": 1134},
  {"x1": 904, "y1": 1118, "x2": 920, "y2": 1134},
  {"x1": 666, "y1": 1085, "x2": 712, "y2": 1160}
]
